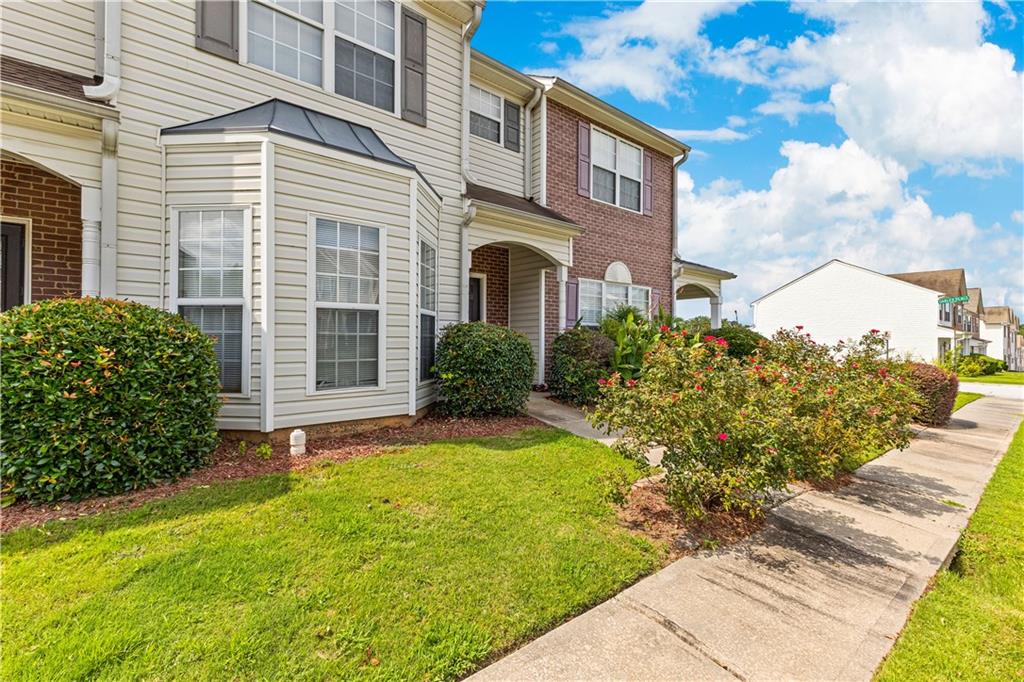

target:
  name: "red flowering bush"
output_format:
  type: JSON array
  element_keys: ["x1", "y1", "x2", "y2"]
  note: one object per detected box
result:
[
  {"x1": 589, "y1": 328, "x2": 917, "y2": 518},
  {"x1": 907, "y1": 362, "x2": 958, "y2": 426}
]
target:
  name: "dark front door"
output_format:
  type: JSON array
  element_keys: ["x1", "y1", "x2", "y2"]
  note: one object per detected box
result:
[
  {"x1": 1, "y1": 222, "x2": 26, "y2": 311},
  {"x1": 468, "y1": 276, "x2": 482, "y2": 322}
]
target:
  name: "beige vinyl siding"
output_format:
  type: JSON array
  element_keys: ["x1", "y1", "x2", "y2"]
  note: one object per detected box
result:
[
  {"x1": 531, "y1": 98, "x2": 544, "y2": 202},
  {"x1": 468, "y1": 214, "x2": 572, "y2": 267},
  {"x1": 164, "y1": 143, "x2": 263, "y2": 429},
  {"x1": 468, "y1": 79, "x2": 526, "y2": 197},
  {"x1": 0, "y1": 0, "x2": 95, "y2": 74},
  {"x1": 272, "y1": 146, "x2": 413, "y2": 428},
  {"x1": 0, "y1": 1, "x2": 467, "y2": 321},
  {"x1": 0, "y1": 108, "x2": 102, "y2": 188},
  {"x1": 416, "y1": 182, "x2": 442, "y2": 409},
  {"x1": 508, "y1": 246, "x2": 550, "y2": 384}
]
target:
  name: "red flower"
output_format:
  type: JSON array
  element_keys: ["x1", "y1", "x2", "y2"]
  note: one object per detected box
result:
[
  {"x1": 681, "y1": 329, "x2": 689, "y2": 336},
  {"x1": 597, "y1": 378, "x2": 607, "y2": 386},
  {"x1": 704, "y1": 335, "x2": 716, "y2": 342},
  {"x1": 695, "y1": 384, "x2": 704, "y2": 392},
  {"x1": 626, "y1": 378, "x2": 637, "y2": 387},
  {"x1": 795, "y1": 325, "x2": 804, "y2": 331},
  {"x1": 659, "y1": 325, "x2": 670, "y2": 333},
  {"x1": 869, "y1": 329, "x2": 880, "y2": 334},
  {"x1": 716, "y1": 338, "x2": 728, "y2": 346},
  {"x1": 753, "y1": 364, "x2": 763, "y2": 371},
  {"x1": 717, "y1": 432, "x2": 728, "y2": 442}
]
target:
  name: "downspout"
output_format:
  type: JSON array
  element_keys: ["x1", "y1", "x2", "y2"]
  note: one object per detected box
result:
[
  {"x1": 84, "y1": 1, "x2": 122, "y2": 102},
  {"x1": 459, "y1": 4, "x2": 482, "y2": 323},
  {"x1": 523, "y1": 84, "x2": 542, "y2": 199},
  {"x1": 670, "y1": 148, "x2": 690, "y2": 315}
]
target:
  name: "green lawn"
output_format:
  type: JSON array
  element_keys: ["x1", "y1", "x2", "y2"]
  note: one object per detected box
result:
[
  {"x1": 959, "y1": 371, "x2": 1024, "y2": 385},
  {"x1": 2, "y1": 428, "x2": 661, "y2": 680},
  {"x1": 954, "y1": 391, "x2": 984, "y2": 411},
  {"x1": 876, "y1": 422, "x2": 1024, "y2": 681}
]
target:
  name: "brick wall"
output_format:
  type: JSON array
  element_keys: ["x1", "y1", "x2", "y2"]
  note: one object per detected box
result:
[
  {"x1": 540, "y1": 99, "x2": 676, "y2": 376},
  {"x1": 0, "y1": 159, "x2": 81, "y2": 300},
  {"x1": 470, "y1": 244, "x2": 509, "y2": 326}
]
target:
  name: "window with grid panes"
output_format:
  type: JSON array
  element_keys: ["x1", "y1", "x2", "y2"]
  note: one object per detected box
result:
[
  {"x1": 334, "y1": 0, "x2": 396, "y2": 111},
  {"x1": 419, "y1": 240, "x2": 437, "y2": 381}
]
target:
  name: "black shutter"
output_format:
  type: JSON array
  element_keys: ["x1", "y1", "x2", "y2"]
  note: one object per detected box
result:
[
  {"x1": 401, "y1": 8, "x2": 427, "y2": 126},
  {"x1": 195, "y1": 0, "x2": 238, "y2": 61},
  {"x1": 504, "y1": 100, "x2": 521, "y2": 152}
]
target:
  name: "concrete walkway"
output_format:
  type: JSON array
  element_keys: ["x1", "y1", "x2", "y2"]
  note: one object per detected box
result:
[
  {"x1": 474, "y1": 396, "x2": 1023, "y2": 681},
  {"x1": 958, "y1": 380, "x2": 1024, "y2": 401}
]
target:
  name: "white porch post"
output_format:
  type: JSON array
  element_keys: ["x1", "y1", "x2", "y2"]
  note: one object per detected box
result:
[
  {"x1": 556, "y1": 264, "x2": 567, "y2": 331},
  {"x1": 81, "y1": 187, "x2": 102, "y2": 298},
  {"x1": 710, "y1": 295, "x2": 722, "y2": 329}
]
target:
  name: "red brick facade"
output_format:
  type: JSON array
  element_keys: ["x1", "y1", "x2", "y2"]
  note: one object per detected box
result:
[
  {"x1": 540, "y1": 100, "x2": 676, "y2": 376},
  {"x1": 0, "y1": 158, "x2": 81, "y2": 300},
  {"x1": 470, "y1": 244, "x2": 509, "y2": 327}
]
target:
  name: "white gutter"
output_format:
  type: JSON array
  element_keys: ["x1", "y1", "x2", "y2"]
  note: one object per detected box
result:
[
  {"x1": 671, "y1": 149, "x2": 690, "y2": 263},
  {"x1": 84, "y1": 1, "x2": 122, "y2": 102},
  {"x1": 523, "y1": 84, "x2": 542, "y2": 198},
  {"x1": 459, "y1": 5, "x2": 482, "y2": 323}
]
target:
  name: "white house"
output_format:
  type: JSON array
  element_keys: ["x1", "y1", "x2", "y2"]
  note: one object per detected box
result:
[
  {"x1": 751, "y1": 260, "x2": 951, "y2": 360},
  {"x1": 980, "y1": 306, "x2": 1021, "y2": 371}
]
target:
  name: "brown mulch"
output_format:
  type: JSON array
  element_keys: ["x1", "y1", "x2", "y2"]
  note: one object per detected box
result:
[
  {"x1": 617, "y1": 480, "x2": 766, "y2": 560},
  {"x1": 1, "y1": 414, "x2": 544, "y2": 533}
]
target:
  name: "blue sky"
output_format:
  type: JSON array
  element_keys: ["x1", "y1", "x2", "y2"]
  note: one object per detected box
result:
[{"x1": 473, "y1": 1, "x2": 1024, "y2": 322}]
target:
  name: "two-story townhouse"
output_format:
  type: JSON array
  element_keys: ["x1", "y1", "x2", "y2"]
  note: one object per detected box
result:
[
  {"x1": 889, "y1": 268, "x2": 969, "y2": 359},
  {"x1": 0, "y1": 1, "x2": 734, "y2": 434},
  {"x1": 980, "y1": 306, "x2": 1021, "y2": 371},
  {"x1": 963, "y1": 287, "x2": 991, "y2": 356}
]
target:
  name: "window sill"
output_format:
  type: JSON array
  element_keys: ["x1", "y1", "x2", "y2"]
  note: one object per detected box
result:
[
  {"x1": 590, "y1": 194, "x2": 643, "y2": 216},
  {"x1": 305, "y1": 383, "x2": 388, "y2": 398}
]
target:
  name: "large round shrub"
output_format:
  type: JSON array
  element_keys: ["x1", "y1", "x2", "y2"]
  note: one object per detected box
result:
[
  {"x1": 711, "y1": 324, "x2": 766, "y2": 358},
  {"x1": 550, "y1": 327, "x2": 614, "y2": 406},
  {"x1": 1, "y1": 298, "x2": 221, "y2": 503},
  {"x1": 434, "y1": 322, "x2": 534, "y2": 417},
  {"x1": 908, "y1": 362, "x2": 959, "y2": 426}
]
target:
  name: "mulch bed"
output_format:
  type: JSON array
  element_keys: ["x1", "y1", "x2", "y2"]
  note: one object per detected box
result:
[
  {"x1": 618, "y1": 479, "x2": 766, "y2": 560},
  {"x1": 2, "y1": 414, "x2": 544, "y2": 533}
]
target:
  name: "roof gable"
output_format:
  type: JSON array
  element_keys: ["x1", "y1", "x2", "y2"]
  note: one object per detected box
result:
[{"x1": 887, "y1": 268, "x2": 966, "y2": 297}]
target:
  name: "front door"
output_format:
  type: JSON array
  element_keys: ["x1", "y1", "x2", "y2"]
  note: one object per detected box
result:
[
  {"x1": 1, "y1": 222, "x2": 26, "y2": 311},
  {"x1": 468, "y1": 275, "x2": 482, "y2": 322}
]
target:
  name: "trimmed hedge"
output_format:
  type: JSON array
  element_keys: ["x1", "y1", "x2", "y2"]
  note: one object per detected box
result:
[
  {"x1": 958, "y1": 354, "x2": 1006, "y2": 377},
  {"x1": 550, "y1": 327, "x2": 614, "y2": 406},
  {"x1": 710, "y1": 324, "x2": 766, "y2": 358},
  {"x1": 434, "y1": 322, "x2": 535, "y2": 417},
  {"x1": 1, "y1": 298, "x2": 221, "y2": 503},
  {"x1": 908, "y1": 362, "x2": 959, "y2": 426}
]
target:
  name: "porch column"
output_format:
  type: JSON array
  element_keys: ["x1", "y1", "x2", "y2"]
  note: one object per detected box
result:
[
  {"x1": 81, "y1": 187, "x2": 102, "y2": 298},
  {"x1": 710, "y1": 295, "x2": 722, "y2": 329},
  {"x1": 556, "y1": 264, "x2": 567, "y2": 331}
]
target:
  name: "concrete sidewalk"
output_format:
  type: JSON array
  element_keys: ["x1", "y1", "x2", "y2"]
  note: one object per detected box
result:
[
  {"x1": 957, "y1": 381, "x2": 1024, "y2": 401},
  {"x1": 473, "y1": 397, "x2": 1023, "y2": 681}
]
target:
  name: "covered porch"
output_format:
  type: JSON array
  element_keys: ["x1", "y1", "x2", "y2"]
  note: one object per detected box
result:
[
  {"x1": 463, "y1": 183, "x2": 581, "y2": 384},
  {"x1": 674, "y1": 258, "x2": 737, "y2": 328}
]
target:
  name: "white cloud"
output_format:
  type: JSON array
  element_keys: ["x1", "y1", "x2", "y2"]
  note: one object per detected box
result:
[
  {"x1": 1012, "y1": 210, "x2": 1024, "y2": 224},
  {"x1": 533, "y1": 1, "x2": 741, "y2": 103},
  {"x1": 537, "y1": 41, "x2": 559, "y2": 55},
  {"x1": 753, "y1": 93, "x2": 832, "y2": 125},
  {"x1": 673, "y1": 139, "x2": 1012, "y2": 321},
  {"x1": 706, "y1": 2, "x2": 1024, "y2": 170},
  {"x1": 726, "y1": 115, "x2": 747, "y2": 128},
  {"x1": 662, "y1": 126, "x2": 750, "y2": 143}
]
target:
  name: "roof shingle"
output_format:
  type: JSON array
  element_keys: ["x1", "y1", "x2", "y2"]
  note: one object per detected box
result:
[{"x1": 0, "y1": 55, "x2": 105, "y2": 105}]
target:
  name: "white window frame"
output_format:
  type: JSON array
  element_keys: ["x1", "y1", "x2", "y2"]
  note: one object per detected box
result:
[
  {"x1": 589, "y1": 125, "x2": 643, "y2": 214},
  {"x1": 240, "y1": 0, "x2": 402, "y2": 118},
  {"x1": 169, "y1": 205, "x2": 253, "y2": 398},
  {"x1": 578, "y1": 277, "x2": 652, "y2": 326},
  {"x1": 469, "y1": 83, "x2": 504, "y2": 146},
  {"x1": 418, "y1": 236, "x2": 438, "y2": 384},
  {"x1": 305, "y1": 212, "x2": 388, "y2": 396}
]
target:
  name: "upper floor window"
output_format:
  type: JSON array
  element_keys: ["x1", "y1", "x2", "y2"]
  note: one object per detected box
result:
[
  {"x1": 334, "y1": 0, "x2": 397, "y2": 111},
  {"x1": 470, "y1": 85, "x2": 502, "y2": 143},
  {"x1": 248, "y1": 0, "x2": 324, "y2": 86},
  {"x1": 939, "y1": 302, "x2": 952, "y2": 324},
  {"x1": 591, "y1": 128, "x2": 642, "y2": 212}
]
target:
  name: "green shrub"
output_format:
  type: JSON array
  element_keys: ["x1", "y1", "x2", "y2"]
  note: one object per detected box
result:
[
  {"x1": 1, "y1": 298, "x2": 221, "y2": 503},
  {"x1": 550, "y1": 328, "x2": 614, "y2": 406},
  {"x1": 604, "y1": 309, "x2": 663, "y2": 380},
  {"x1": 589, "y1": 328, "x2": 917, "y2": 518},
  {"x1": 710, "y1": 324, "x2": 765, "y2": 358},
  {"x1": 909, "y1": 362, "x2": 959, "y2": 426},
  {"x1": 434, "y1": 322, "x2": 534, "y2": 417},
  {"x1": 958, "y1": 354, "x2": 1004, "y2": 377}
]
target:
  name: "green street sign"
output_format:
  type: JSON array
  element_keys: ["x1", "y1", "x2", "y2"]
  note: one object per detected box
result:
[{"x1": 938, "y1": 295, "x2": 969, "y2": 304}]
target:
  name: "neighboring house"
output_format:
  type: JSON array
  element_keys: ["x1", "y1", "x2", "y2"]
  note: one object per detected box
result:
[
  {"x1": 752, "y1": 260, "x2": 954, "y2": 360},
  {"x1": 980, "y1": 306, "x2": 1021, "y2": 371},
  {"x1": 0, "y1": 1, "x2": 734, "y2": 434},
  {"x1": 887, "y1": 268, "x2": 970, "y2": 360},
  {"x1": 963, "y1": 287, "x2": 991, "y2": 357}
]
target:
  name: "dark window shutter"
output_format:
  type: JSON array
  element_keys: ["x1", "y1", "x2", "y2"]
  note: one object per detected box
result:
[
  {"x1": 401, "y1": 8, "x2": 427, "y2": 126},
  {"x1": 565, "y1": 280, "x2": 579, "y2": 327},
  {"x1": 577, "y1": 121, "x2": 591, "y2": 197},
  {"x1": 504, "y1": 100, "x2": 521, "y2": 152},
  {"x1": 642, "y1": 149, "x2": 653, "y2": 216},
  {"x1": 650, "y1": 289, "x2": 661, "y2": 316},
  {"x1": 195, "y1": 0, "x2": 238, "y2": 61}
]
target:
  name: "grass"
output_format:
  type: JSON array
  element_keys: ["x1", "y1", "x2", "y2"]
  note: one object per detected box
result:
[
  {"x1": 2, "y1": 428, "x2": 662, "y2": 681},
  {"x1": 954, "y1": 391, "x2": 984, "y2": 411},
  {"x1": 875, "y1": 422, "x2": 1024, "y2": 681},
  {"x1": 959, "y1": 371, "x2": 1024, "y2": 385}
]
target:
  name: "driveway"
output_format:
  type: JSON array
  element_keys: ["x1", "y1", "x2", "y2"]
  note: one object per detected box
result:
[{"x1": 474, "y1": 396, "x2": 1023, "y2": 681}]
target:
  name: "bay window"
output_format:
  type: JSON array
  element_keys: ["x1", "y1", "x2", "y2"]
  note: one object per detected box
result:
[
  {"x1": 579, "y1": 278, "x2": 651, "y2": 326},
  {"x1": 419, "y1": 239, "x2": 437, "y2": 381},
  {"x1": 591, "y1": 127, "x2": 643, "y2": 212},
  {"x1": 173, "y1": 208, "x2": 251, "y2": 395},
  {"x1": 312, "y1": 216, "x2": 383, "y2": 391}
]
